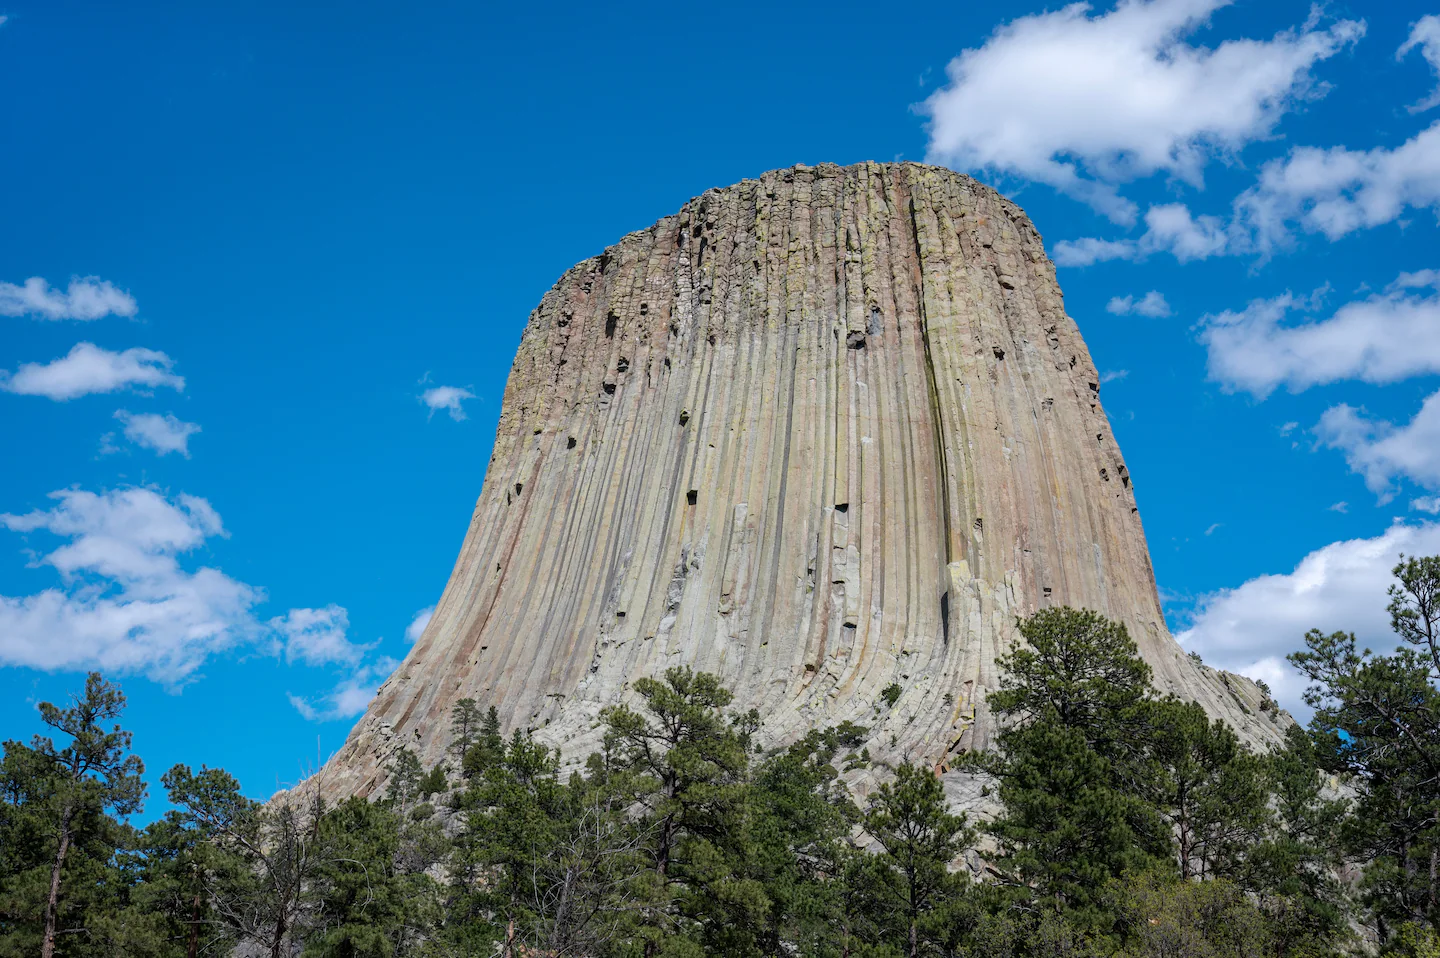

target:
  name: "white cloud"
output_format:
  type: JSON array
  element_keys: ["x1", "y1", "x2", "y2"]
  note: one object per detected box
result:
[
  {"x1": 1141, "y1": 203, "x2": 1235, "y2": 260},
  {"x1": 405, "y1": 605, "x2": 434, "y2": 643},
  {"x1": 1236, "y1": 120, "x2": 1440, "y2": 249},
  {"x1": 1055, "y1": 202, "x2": 1241, "y2": 265},
  {"x1": 1059, "y1": 116, "x2": 1440, "y2": 262},
  {"x1": 1053, "y1": 237, "x2": 1139, "y2": 267},
  {"x1": 0, "y1": 276, "x2": 138, "y2": 321},
  {"x1": 1100, "y1": 369, "x2": 1130, "y2": 384},
  {"x1": 1204, "y1": 522, "x2": 1222, "y2": 536},
  {"x1": 1413, "y1": 496, "x2": 1440, "y2": 514},
  {"x1": 0, "y1": 486, "x2": 364, "y2": 686},
  {"x1": 1329, "y1": 501, "x2": 1349, "y2": 513},
  {"x1": 1316, "y1": 391, "x2": 1440, "y2": 500},
  {"x1": 1177, "y1": 521, "x2": 1440, "y2": 714},
  {"x1": 1106, "y1": 290, "x2": 1172, "y2": 317},
  {"x1": 420, "y1": 385, "x2": 476, "y2": 421},
  {"x1": 288, "y1": 656, "x2": 399, "y2": 722},
  {"x1": 1200, "y1": 275, "x2": 1440, "y2": 397},
  {"x1": 1399, "y1": 14, "x2": 1440, "y2": 113},
  {"x1": 0, "y1": 488, "x2": 257, "y2": 683},
  {"x1": 270, "y1": 604, "x2": 370, "y2": 667},
  {"x1": 921, "y1": 0, "x2": 1363, "y2": 222},
  {"x1": 1, "y1": 342, "x2": 183, "y2": 401},
  {"x1": 113, "y1": 410, "x2": 200, "y2": 457}
]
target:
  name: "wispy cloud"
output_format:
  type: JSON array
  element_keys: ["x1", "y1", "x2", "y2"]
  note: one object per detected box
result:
[
  {"x1": 405, "y1": 605, "x2": 434, "y2": 643},
  {"x1": 270, "y1": 604, "x2": 372, "y2": 667},
  {"x1": 1398, "y1": 14, "x2": 1440, "y2": 113},
  {"x1": 1106, "y1": 291, "x2": 1171, "y2": 317},
  {"x1": 1317, "y1": 391, "x2": 1440, "y2": 501},
  {"x1": 2, "y1": 343, "x2": 183, "y2": 401},
  {"x1": 288, "y1": 657, "x2": 399, "y2": 722},
  {"x1": 0, "y1": 276, "x2": 138, "y2": 321},
  {"x1": 1200, "y1": 273, "x2": 1440, "y2": 398},
  {"x1": 420, "y1": 383, "x2": 476, "y2": 421},
  {"x1": 112, "y1": 411, "x2": 200, "y2": 457}
]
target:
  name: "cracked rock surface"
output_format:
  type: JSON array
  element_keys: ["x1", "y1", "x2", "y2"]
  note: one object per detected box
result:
[{"x1": 318, "y1": 162, "x2": 1288, "y2": 804}]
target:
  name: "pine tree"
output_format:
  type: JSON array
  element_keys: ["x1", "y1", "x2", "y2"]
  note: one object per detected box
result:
[
  {"x1": 859, "y1": 762, "x2": 973, "y2": 958},
  {"x1": 20, "y1": 674, "x2": 148, "y2": 958},
  {"x1": 600, "y1": 667, "x2": 756, "y2": 957},
  {"x1": 1291, "y1": 555, "x2": 1440, "y2": 941},
  {"x1": 1147, "y1": 698, "x2": 1268, "y2": 881},
  {"x1": 979, "y1": 609, "x2": 1169, "y2": 932}
]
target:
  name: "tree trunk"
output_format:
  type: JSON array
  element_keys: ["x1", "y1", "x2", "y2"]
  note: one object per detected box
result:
[
  {"x1": 186, "y1": 885, "x2": 202, "y2": 958},
  {"x1": 41, "y1": 804, "x2": 74, "y2": 958},
  {"x1": 271, "y1": 912, "x2": 287, "y2": 958},
  {"x1": 1431, "y1": 844, "x2": 1438, "y2": 913}
]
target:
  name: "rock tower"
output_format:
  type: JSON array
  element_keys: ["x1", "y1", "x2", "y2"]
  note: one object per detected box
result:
[{"x1": 322, "y1": 162, "x2": 1284, "y2": 800}]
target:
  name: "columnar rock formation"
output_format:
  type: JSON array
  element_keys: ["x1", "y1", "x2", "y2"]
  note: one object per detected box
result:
[{"x1": 323, "y1": 161, "x2": 1285, "y2": 800}]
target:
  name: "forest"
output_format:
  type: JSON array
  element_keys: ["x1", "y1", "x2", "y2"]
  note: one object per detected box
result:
[{"x1": 1, "y1": 556, "x2": 1437, "y2": 958}]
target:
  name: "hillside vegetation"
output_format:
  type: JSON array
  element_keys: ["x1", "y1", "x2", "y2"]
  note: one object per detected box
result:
[{"x1": 2, "y1": 558, "x2": 1438, "y2": 958}]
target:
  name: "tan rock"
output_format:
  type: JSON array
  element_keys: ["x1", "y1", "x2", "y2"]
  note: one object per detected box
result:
[{"x1": 318, "y1": 161, "x2": 1287, "y2": 803}]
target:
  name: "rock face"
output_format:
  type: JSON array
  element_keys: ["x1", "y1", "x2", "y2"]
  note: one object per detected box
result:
[{"x1": 323, "y1": 161, "x2": 1286, "y2": 801}]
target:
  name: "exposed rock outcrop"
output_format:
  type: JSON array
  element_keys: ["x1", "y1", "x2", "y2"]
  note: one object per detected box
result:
[{"x1": 321, "y1": 161, "x2": 1287, "y2": 801}]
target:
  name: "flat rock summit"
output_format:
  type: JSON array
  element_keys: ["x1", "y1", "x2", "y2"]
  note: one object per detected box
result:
[{"x1": 322, "y1": 161, "x2": 1286, "y2": 801}]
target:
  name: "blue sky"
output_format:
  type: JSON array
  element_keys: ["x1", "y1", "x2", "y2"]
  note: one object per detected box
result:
[{"x1": 3, "y1": 0, "x2": 1440, "y2": 810}]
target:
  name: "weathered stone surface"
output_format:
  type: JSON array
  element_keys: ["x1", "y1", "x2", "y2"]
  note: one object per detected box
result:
[{"x1": 320, "y1": 161, "x2": 1287, "y2": 802}]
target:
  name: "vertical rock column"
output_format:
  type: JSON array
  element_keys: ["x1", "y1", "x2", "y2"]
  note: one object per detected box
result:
[{"x1": 320, "y1": 162, "x2": 1285, "y2": 802}]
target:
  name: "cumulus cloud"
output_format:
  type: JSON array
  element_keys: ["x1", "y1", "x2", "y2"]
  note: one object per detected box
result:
[
  {"x1": 288, "y1": 656, "x2": 399, "y2": 722},
  {"x1": 1055, "y1": 202, "x2": 1241, "y2": 265},
  {"x1": 920, "y1": 0, "x2": 1363, "y2": 222},
  {"x1": 1316, "y1": 391, "x2": 1440, "y2": 500},
  {"x1": 1058, "y1": 116, "x2": 1440, "y2": 263},
  {"x1": 0, "y1": 488, "x2": 258, "y2": 683},
  {"x1": 1106, "y1": 290, "x2": 1172, "y2": 317},
  {"x1": 1199, "y1": 274, "x2": 1440, "y2": 397},
  {"x1": 1399, "y1": 14, "x2": 1440, "y2": 113},
  {"x1": 1, "y1": 342, "x2": 183, "y2": 401},
  {"x1": 1236, "y1": 120, "x2": 1440, "y2": 250},
  {"x1": 0, "y1": 276, "x2": 138, "y2": 321},
  {"x1": 420, "y1": 385, "x2": 476, "y2": 421},
  {"x1": 1413, "y1": 496, "x2": 1440, "y2": 514},
  {"x1": 0, "y1": 486, "x2": 369, "y2": 687},
  {"x1": 1177, "y1": 521, "x2": 1440, "y2": 713},
  {"x1": 405, "y1": 605, "x2": 434, "y2": 643},
  {"x1": 113, "y1": 411, "x2": 200, "y2": 457},
  {"x1": 270, "y1": 604, "x2": 370, "y2": 667}
]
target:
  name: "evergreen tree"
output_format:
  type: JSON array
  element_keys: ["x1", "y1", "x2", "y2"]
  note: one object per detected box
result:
[
  {"x1": 858, "y1": 762, "x2": 973, "y2": 958},
  {"x1": 744, "y1": 725, "x2": 863, "y2": 957},
  {"x1": 0, "y1": 673, "x2": 147, "y2": 958},
  {"x1": 1291, "y1": 555, "x2": 1440, "y2": 942},
  {"x1": 163, "y1": 764, "x2": 328, "y2": 958},
  {"x1": 1245, "y1": 725, "x2": 1352, "y2": 957},
  {"x1": 305, "y1": 795, "x2": 441, "y2": 958},
  {"x1": 600, "y1": 666, "x2": 756, "y2": 957},
  {"x1": 979, "y1": 609, "x2": 1169, "y2": 931},
  {"x1": 1147, "y1": 698, "x2": 1268, "y2": 882}
]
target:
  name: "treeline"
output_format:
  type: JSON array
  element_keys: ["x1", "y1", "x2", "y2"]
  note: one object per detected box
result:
[{"x1": 2, "y1": 558, "x2": 1438, "y2": 957}]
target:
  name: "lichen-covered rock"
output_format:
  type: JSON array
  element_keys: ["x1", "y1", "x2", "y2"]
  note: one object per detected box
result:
[{"x1": 319, "y1": 162, "x2": 1287, "y2": 802}]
